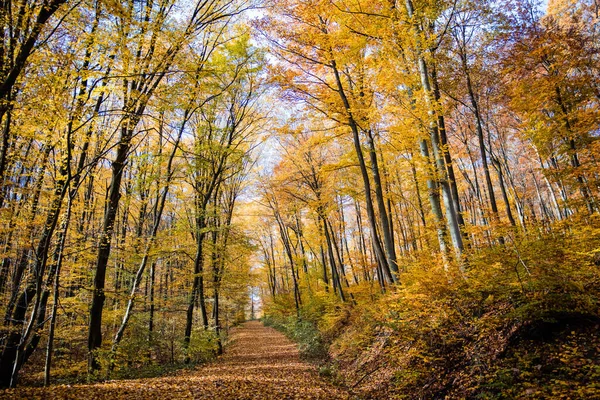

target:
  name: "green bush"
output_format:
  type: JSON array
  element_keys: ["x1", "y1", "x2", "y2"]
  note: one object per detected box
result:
[
  {"x1": 262, "y1": 314, "x2": 328, "y2": 360},
  {"x1": 290, "y1": 319, "x2": 329, "y2": 360},
  {"x1": 187, "y1": 328, "x2": 220, "y2": 363}
]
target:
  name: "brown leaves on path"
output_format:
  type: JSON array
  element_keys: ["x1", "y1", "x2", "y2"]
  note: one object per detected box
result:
[{"x1": 0, "y1": 321, "x2": 350, "y2": 399}]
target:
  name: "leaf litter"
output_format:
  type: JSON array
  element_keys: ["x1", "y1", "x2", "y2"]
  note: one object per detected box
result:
[{"x1": 0, "y1": 321, "x2": 349, "y2": 399}]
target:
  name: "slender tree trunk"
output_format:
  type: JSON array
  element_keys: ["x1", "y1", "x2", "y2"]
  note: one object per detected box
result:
[
  {"x1": 420, "y1": 138, "x2": 449, "y2": 258},
  {"x1": 459, "y1": 49, "x2": 499, "y2": 220},
  {"x1": 328, "y1": 56, "x2": 395, "y2": 284},
  {"x1": 405, "y1": 0, "x2": 463, "y2": 258},
  {"x1": 432, "y1": 64, "x2": 466, "y2": 230},
  {"x1": 88, "y1": 122, "x2": 136, "y2": 373},
  {"x1": 0, "y1": 107, "x2": 12, "y2": 208},
  {"x1": 408, "y1": 153, "x2": 427, "y2": 228},
  {"x1": 276, "y1": 215, "x2": 302, "y2": 316},
  {"x1": 148, "y1": 261, "x2": 156, "y2": 339},
  {"x1": 555, "y1": 86, "x2": 596, "y2": 213},
  {"x1": 184, "y1": 227, "x2": 208, "y2": 363},
  {"x1": 366, "y1": 130, "x2": 399, "y2": 277},
  {"x1": 44, "y1": 192, "x2": 74, "y2": 386},
  {"x1": 323, "y1": 218, "x2": 345, "y2": 301},
  {"x1": 492, "y1": 158, "x2": 516, "y2": 227},
  {"x1": 537, "y1": 155, "x2": 563, "y2": 220}
]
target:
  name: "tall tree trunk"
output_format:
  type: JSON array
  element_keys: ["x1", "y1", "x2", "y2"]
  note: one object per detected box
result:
[
  {"x1": 148, "y1": 261, "x2": 156, "y2": 340},
  {"x1": 0, "y1": 107, "x2": 12, "y2": 208},
  {"x1": 537, "y1": 155, "x2": 563, "y2": 220},
  {"x1": 88, "y1": 120, "x2": 137, "y2": 373},
  {"x1": 405, "y1": 0, "x2": 464, "y2": 259},
  {"x1": 184, "y1": 226, "x2": 209, "y2": 363},
  {"x1": 275, "y1": 214, "x2": 302, "y2": 316},
  {"x1": 327, "y1": 53, "x2": 395, "y2": 284},
  {"x1": 44, "y1": 192, "x2": 74, "y2": 386},
  {"x1": 492, "y1": 158, "x2": 516, "y2": 227},
  {"x1": 365, "y1": 130, "x2": 399, "y2": 277},
  {"x1": 431, "y1": 64, "x2": 466, "y2": 230},
  {"x1": 323, "y1": 217, "x2": 345, "y2": 301},
  {"x1": 458, "y1": 48, "x2": 499, "y2": 220}
]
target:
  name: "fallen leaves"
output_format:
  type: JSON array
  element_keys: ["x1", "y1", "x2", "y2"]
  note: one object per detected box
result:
[{"x1": 0, "y1": 321, "x2": 349, "y2": 399}]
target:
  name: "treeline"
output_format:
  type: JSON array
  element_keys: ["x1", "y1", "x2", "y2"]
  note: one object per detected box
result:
[
  {"x1": 0, "y1": 0, "x2": 264, "y2": 388},
  {"x1": 255, "y1": 1, "x2": 600, "y2": 398}
]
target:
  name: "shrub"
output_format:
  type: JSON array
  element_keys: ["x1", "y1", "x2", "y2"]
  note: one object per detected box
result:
[
  {"x1": 262, "y1": 314, "x2": 328, "y2": 360},
  {"x1": 187, "y1": 328, "x2": 220, "y2": 364}
]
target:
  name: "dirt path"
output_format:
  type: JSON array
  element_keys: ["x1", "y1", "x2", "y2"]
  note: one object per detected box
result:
[{"x1": 0, "y1": 321, "x2": 349, "y2": 399}]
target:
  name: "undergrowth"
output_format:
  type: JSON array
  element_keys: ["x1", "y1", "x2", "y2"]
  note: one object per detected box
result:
[
  {"x1": 262, "y1": 315, "x2": 329, "y2": 361},
  {"x1": 262, "y1": 223, "x2": 600, "y2": 399},
  {"x1": 20, "y1": 320, "x2": 224, "y2": 387}
]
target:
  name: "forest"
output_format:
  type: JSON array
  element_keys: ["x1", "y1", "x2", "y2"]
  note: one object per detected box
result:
[{"x1": 0, "y1": 0, "x2": 599, "y2": 398}]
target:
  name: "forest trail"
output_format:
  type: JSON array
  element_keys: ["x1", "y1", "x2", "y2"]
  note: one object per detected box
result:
[{"x1": 0, "y1": 321, "x2": 349, "y2": 399}]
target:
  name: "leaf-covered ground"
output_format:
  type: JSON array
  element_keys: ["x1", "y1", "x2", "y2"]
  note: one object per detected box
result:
[{"x1": 0, "y1": 321, "x2": 349, "y2": 399}]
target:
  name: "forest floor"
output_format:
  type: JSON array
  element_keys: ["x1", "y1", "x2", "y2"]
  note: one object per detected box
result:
[{"x1": 0, "y1": 321, "x2": 349, "y2": 399}]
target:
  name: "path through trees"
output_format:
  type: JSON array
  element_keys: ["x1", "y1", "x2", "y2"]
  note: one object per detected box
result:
[{"x1": 0, "y1": 321, "x2": 349, "y2": 399}]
